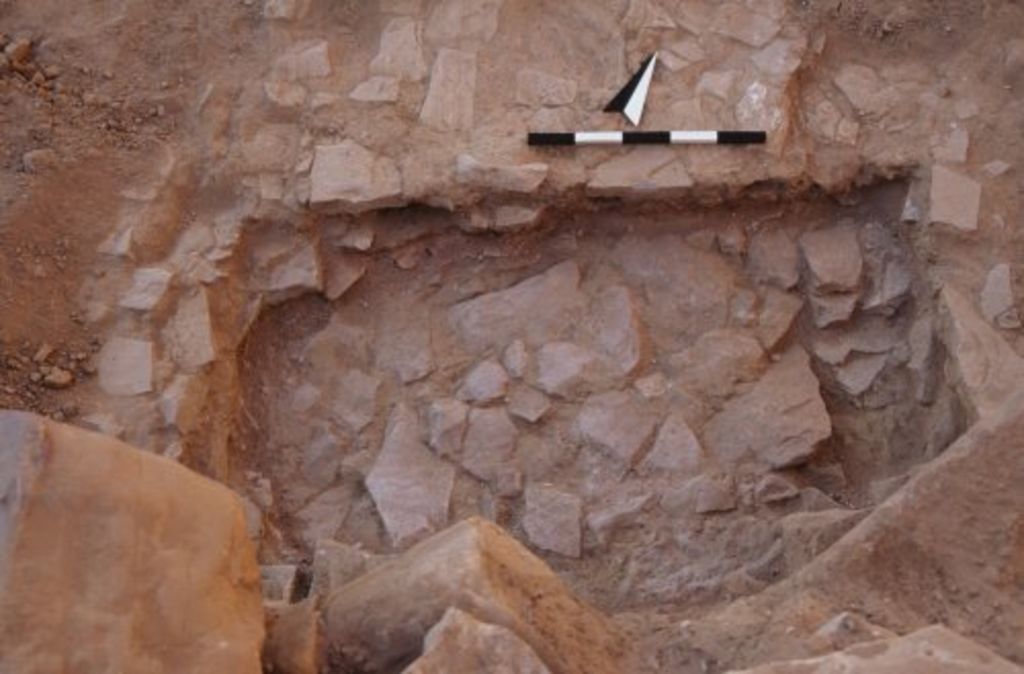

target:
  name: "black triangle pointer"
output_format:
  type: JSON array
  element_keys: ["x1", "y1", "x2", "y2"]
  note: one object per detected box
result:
[{"x1": 604, "y1": 53, "x2": 655, "y2": 114}]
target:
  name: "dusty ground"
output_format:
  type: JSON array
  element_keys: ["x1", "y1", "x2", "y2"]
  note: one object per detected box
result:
[{"x1": 2, "y1": 0, "x2": 1023, "y2": 672}]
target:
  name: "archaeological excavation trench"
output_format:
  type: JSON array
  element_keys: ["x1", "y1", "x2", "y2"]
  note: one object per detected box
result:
[
  {"x1": 6, "y1": 1, "x2": 1024, "y2": 671},
  {"x1": 229, "y1": 180, "x2": 968, "y2": 614}
]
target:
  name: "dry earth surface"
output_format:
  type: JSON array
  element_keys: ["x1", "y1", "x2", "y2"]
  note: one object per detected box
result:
[{"x1": 1, "y1": 0, "x2": 1023, "y2": 672}]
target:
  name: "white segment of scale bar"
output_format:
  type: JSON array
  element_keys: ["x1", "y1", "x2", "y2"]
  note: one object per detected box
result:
[{"x1": 670, "y1": 131, "x2": 718, "y2": 144}]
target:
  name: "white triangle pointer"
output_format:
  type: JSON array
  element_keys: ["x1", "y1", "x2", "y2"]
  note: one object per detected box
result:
[{"x1": 622, "y1": 52, "x2": 657, "y2": 127}]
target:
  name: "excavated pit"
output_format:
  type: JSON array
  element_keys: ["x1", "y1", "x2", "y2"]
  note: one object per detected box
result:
[{"x1": 233, "y1": 180, "x2": 966, "y2": 613}]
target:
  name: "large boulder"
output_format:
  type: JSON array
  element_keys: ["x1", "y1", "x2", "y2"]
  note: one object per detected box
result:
[
  {"x1": 0, "y1": 411, "x2": 264, "y2": 673},
  {"x1": 322, "y1": 517, "x2": 624, "y2": 674}
]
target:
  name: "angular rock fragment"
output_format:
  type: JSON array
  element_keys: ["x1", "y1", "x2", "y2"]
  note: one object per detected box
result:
[
  {"x1": 375, "y1": 306, "x2": 434, "y2": 384},
  {"x1": 159, "y1": 373, "x2": 206, "y2": 431},
  {"x1": 752, "y1": 37, "x2": 806, "y2": 79},
  {"x1": 255, "y1": 239, "x2": 323, "y2": 302},
  {"x1": 507, "y1": 386, "x2": 550, "y2": 423},
  {"x1": 425, "y1": 398, "x2": 468, "y2": 458},
  {"x1": 704, "y1": 346, "x2": 831, "y2": 468},
  {"x1": 300, "y1": 431, "x2": 342, "y2": 490},
  {"x1": 420, "y1": 48, "x2": 477, "y2": 131},
  {"x1": 461, "y1": 407, "x2": 518, "y2": 486},
  {"x1": 310, "y1": 140, "x2": 403, "y2": 213},
  {"x1": 311, "y1": 539, "x2": 378, "y2": 603},
  {"x1": 799, "y1": 226, "x2": 863, "y2": 293},
  {"x1": 933, "y1": 127, "x2": 970, "y2": 164},
  {"x1": 523, "y1": 484, "x2": 583, "y2": 558},
  {"x1": 862, "y1": 254, "x2": 912, "y2": 315},
  {"x1": 638, "y1": 412, "x2": 703, "y2": 477},
  {"x1": 756, "y1": 288, "x2": 803, "y2": 351},
  {"x1": 293, "y1": 484, "x2": 354, "y2": 550},
  {"x1": 98, "y1": 336, "x2": 153, "y2": 396},
  {"x1": 754, "y1": 473, "x2": 800, "y2": 504},
  {"x1": 748, "y1": 228, "x2": 800, "y2": 289},
  {"x1": 577, "y1": 391, "x2": 657, "y2": 469},
  {"x1": 585, "y1": 489, "x2": 654, "y2": 546},
  {"x1": 323, "y1": 253, "x2": 367, "y2": 301},
  {"x1": 590, "y1": 285, "x2": 642, "y2": 376},
  {"x1": 503, "y1": 339, "x2": 529, "y2": 378},
  {"x1": 322, "y1": 518, "x2": 623, "y2": 674},
  {"x1": 456, "y1": 359, "x2": 509, "y2": 404},
  {"x1": 980, "y1": 263, "x2": 1021, "y2": 328},
  {"x1": 807, "y1": 291, "x2": 858, "y2": 328},
  {"x1": 939, "y1": 286, "x2": 1024, "y2": 419},
  {"x1": 587, "y1": 148, "x2": 691, "y2": 198},
  {"x1": 0, "y1": 412, "x2": 264, "y2": 673},
  {"x1": 455, "y1": 154, "x2": 548, "y2": 193},
  {"x1": 662, "y1": 38, "x2": 705, "y2": 71},
  {"x1": 119, "y1": 267, "x2": 172, "y2": 310},
  {"x1": 809, "y1": 316, "x2": 900, "y2": 366},
  {"x1": 330, "y1": 369, "x2": 380, "y2": 432},
  {"x1": 261, "y1": 564, "x2": 299, "y2": 602},
  {"x1": 163, "y1": 288, "x2": 217, "y2": 372},
  {"x1": 929, "y1": 165, "x2": 981, "y2": 231},
  {"x1": 366, "y1": 405, "x2": 455, "y2": 546},
  {"x1": 834, "y1": 352, "x2": 888, "y2": 396},
  {"x1": 405, "y1": 608, "x2": 552, "y2": 674},
  {"x1": 370, "y1": 17, "x2": 427, "y2": 81},
  {"x1": 697, "y1": 70, "x2": 737, "y2": 100},
  {"x1": 449, "y1": 261, "x2": 583, "y2": 352},
  {"x1": 466, "y1": 205, "x2": 547, "y2": 233},
  {"x1": 671, "y1": 329, "x2": 765, "y2": 400}
]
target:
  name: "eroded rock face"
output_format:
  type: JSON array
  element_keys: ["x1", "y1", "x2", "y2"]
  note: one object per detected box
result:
[
  {"x1": 323, "y1": 518, "x2": 624, "y2": 674},
  {"x1": 0, "y1": 412, "x2": 264, "y2": 674}
]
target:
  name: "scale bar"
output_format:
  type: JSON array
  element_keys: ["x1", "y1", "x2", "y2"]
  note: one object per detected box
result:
[{"x1": 528, "y1": 130, "x2": 766, "y2": 146}]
